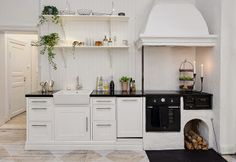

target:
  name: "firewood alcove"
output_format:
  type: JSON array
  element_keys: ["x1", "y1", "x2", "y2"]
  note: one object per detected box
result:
[{"x1": 184, "y1": 119, "x2": 209, "y2": 151}]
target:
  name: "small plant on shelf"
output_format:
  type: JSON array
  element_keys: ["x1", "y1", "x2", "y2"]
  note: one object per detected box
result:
[
  {"x1": 39, "y1": 6, "x2": 61, "y2": 25},
  {"x1": 179, "y1": 76, "x2": 193, "y2": 81},
  {"x1": 32, "y1": 33, "x2": 60, "y2": 70},
  {"x1": 120, "y1": 76, "x2": 130, "y2": 92}
]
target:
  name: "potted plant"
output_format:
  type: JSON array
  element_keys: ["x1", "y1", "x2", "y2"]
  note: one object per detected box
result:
[
  {"x1": 32, "y1": 33, "x2": 60, "y2": 70},
  {"x1": 39, "y1": 6, "x2": 61, "y2": 25},
  {"x1": 120, "y1": 76, "x2": 130, "y2": 91}
]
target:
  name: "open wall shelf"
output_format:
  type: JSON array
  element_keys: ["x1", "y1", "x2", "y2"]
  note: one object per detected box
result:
[
  {"x1": 43, "y1": 15, "x2": 129, "y2": 22},
  {"x1": 55, "y1": 45, "x2": 129, "y2": 49}
]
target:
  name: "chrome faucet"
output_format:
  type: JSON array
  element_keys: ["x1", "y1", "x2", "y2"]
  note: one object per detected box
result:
[{"x1": 76, "y1": 76, "x2": 82, "y2": 90}]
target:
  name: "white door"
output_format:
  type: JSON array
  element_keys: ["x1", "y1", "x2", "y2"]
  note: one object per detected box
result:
[
  {"x1": 55, "y1": 107, "x2": 90, "y2": 141},
  {"x1": 117, "y1": 98, "x2": 143, "y2": 138},
  {"x1": 8, "y1": 39, "x2": 29, "y2": 117}
]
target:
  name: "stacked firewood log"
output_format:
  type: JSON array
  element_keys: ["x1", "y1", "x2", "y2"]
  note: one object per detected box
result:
[{"x1": 185, "y1": 130, "x2": 208, "y2": 150}]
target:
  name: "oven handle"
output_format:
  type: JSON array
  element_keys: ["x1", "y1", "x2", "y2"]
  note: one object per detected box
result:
[{"x1": 168, "y1": 106, "x2": 180, "y2": 109}]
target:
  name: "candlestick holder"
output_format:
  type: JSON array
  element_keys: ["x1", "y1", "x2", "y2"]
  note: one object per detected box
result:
[
  {"x1": 200, "y1": 77, "x2": 204, "y2": 92},
  {"x1": 193, "y1": 73, "x2": 197, "y2": 90}
]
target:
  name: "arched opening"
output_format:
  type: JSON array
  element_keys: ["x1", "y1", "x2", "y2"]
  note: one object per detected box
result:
[{"x1": 184, "y1": 119, "x2": 209, "y2": 150}]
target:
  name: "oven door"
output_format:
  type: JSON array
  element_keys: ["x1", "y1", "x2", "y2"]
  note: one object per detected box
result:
[{"x1": 146, "y1": 105, "x2": 180, "y2": 132}]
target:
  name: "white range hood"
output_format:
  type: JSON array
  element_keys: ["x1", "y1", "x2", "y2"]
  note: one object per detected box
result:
[{"x1": 139, "y1": 2, "x2": 217, "y2": 46}]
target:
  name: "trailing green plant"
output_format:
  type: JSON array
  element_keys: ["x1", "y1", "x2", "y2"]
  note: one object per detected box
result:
[
  {"x1": 39, "y1": 6, "x2": 61, "y2": 25},
  {"x1": 120, "y1": 76, "x2": 130, "y2": 82},
  {"x1": 32, "y1": 33, "x2": 60, "y2": 70}
]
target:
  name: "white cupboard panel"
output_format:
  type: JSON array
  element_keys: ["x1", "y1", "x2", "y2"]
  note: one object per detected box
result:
[
  {"x1": 28, "y1": 122, "x2": 52, "y2": 142},
  {"x1": 117, "y1": 98, "x2": 143, "y2": 138},
  {"x1": 55, "y1": 107, "x2": 90, "y2": 141},
  {"x1": 93, "y1": 121, "x2": 116, "y2": 141},
  {"x1": 93, "y1": 105, "x2": 115, "y2": 121}
]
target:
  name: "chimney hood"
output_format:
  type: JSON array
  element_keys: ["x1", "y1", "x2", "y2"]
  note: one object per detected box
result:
[{"x1": 139, "y1": 2, "x2": 217, "y2": 47}]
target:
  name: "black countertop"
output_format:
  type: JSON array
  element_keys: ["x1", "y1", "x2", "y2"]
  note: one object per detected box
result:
[
  {"x1": 26, "y1": 90, "x2": 212, "y2": 98},
  {"x1": 25, "y1": 91, "x2": 58, "y2": 97},
  {"x1": 90, "y1": 90, "x2": 144, "y2": 97}
]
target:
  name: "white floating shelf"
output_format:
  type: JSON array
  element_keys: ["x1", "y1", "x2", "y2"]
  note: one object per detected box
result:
[
  {"x1": 55, "y1": 45, "x2": 130, "y2": 49},
  {"x1": 43, "y1": 15, "x2": 129, "y2": 21},
  {"x1": 139, "y1": 35, "x2": 218, "y2": 47}
]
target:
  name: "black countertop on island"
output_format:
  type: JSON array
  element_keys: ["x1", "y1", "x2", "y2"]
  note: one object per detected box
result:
[
  {"x1": 25, "y1": 91, "x2": 59, "y2": 97},
  {"x1": 90, "y1": 90, "x2": 144, "y2": 97}
]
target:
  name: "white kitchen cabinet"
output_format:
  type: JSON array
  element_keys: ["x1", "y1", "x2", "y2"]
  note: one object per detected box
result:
[
  {"x1": 93, "y1": 104, "x2": 115, "y2": 121},
  {"x1": 27, "y1": 98, "x2": 53, "y2": 143},
  {"x1": 28, "y1": 122, "x2": 52, "y2": 142},
  {"x1": 55, "y1": 106, "x2": 90, "y2": 141},
  {"x1": 117, "y1": 97, "x2": 143, "y2": 138},
  {"x1": 92, "y1": 97, "x2": 116, "y2": 141},
  {"x1": 93, "y1": 121, "x2": 116, "y2": 141}
]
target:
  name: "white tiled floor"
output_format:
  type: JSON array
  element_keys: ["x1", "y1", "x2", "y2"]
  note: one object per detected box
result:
[
  {"x1": 0, "y1": 113, "x2": 149, "y2": 162},
  {"x1": 0, "y1": 113, "x2": 236, "y2": 162}
]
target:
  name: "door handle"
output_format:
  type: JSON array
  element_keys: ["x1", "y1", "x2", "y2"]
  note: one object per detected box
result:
[
  {"x1": 24, "y1": 77, "x2": 26, "y2": 82},
  {"x1": 96, "y1": 124, "x2": 112, "y2": 127},
  {"x1": 86, "y1": 117, "x2": 88, "y2": 132}
]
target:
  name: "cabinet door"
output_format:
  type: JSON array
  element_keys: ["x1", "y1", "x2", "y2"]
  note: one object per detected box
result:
[
  {"x1": 117, "y1": 98, "x2": 143, "y2": 138},
  {"x1": 28, "y1": 122, "x2": 52, "y2": 142},
  {"x1": 93, "y1": 121, "x2": 116, "y2": 141},
  {"x1": 55, "y1": 107, "x2": 90, "y2": 141}
]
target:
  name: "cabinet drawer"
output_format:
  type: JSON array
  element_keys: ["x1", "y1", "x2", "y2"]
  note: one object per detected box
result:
[
  {"x1": 93, "y1": 98, "x2": 115, "y2": 105},
  {"x1": 93, "y1": 121, "x2": 116, "y2": 141},
  {"x1": 93, "y1": 105, "x2": 115, "y2": 121},
  {"x1": 28, "y1": 98, "x2": 52, "y2": 107},
  {"x1": 28, "y1": 122, "x2": 52, "y2": 142},
  {"x1": 28, "y1": 106, "x2": 52, "y2": 121}
]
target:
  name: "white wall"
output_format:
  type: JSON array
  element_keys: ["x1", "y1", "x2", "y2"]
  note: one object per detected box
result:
[
  {"x1": 218, "y1": 0, "x2": 236, "y2": 154},
  {"x1": 40, "y1": 0, "x2": 199, "y2": 91},
  {"x1": 195, "y1": 0, "x2": 222, "y2": 152},
  {"x1": 0, "y1": 33, "x2": 6, "y2": 125},
  {"x1": 0, "y1": 0, "x2": 39, "y2": 29}
]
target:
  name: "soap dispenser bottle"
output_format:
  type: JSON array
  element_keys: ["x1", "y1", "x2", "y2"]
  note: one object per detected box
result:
[{"x1": 110, "y1": 76, "x2": 115, "y2": 94}]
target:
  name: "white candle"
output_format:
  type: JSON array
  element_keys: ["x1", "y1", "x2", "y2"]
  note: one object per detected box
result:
[
  {"x1": 201, "y1": 64, "x2": 204, "y2": 77},
  {"x1": 193, "y1": 61, "x2": 196, "y2": 74}
]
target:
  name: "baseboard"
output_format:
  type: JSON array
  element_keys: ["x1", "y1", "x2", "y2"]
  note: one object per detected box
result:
[
  {"x1": 219, "y1": 144, "x2": 236, "y2": 154},
  {"x1": 25, "y1": 141, "x2": 143, "y2": 151}
]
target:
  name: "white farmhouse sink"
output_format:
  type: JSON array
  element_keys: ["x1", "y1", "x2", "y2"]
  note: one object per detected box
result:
[{"x1": 53, "y1": 90, "x2": 91, "y2": 105}]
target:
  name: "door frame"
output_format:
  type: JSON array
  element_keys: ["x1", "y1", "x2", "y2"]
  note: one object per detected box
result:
[{"x1": 7, "y1": 38, "x2": 28, "y2": 119}]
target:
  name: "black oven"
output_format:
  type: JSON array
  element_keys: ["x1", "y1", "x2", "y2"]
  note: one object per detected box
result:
[{"x1": 146, "y1": 93, "x2": 181, "y2": 132}]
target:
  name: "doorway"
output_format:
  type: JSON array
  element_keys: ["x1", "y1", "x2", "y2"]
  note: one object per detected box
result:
[{"x1": 2, "y1": 33, "x2": 38, "y2": 127}]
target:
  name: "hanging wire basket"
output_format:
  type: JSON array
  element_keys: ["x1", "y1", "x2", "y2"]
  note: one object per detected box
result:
[{"x1": 179, "y1": 59, "x2": 195, "y2": 91}]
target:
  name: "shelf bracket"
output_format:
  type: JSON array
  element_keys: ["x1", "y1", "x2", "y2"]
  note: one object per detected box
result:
[
  {"x1": 60, "y1": 48, "x2": 67, "y2": 68},
  {"x1": 108, "y1": 49, "x2": 112, "y2": 68}
]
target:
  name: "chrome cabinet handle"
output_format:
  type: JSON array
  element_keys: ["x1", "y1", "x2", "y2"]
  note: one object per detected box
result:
[
  {"x1": 86, "y1": 117, "x2": 88, "y2": 132},
  {"x1": 122, "y1": 99, "x2": 138, "y2": 102},
  {"x1": 96, "y1": 107, "x2": 112, "y2": 110},
  {"x1": 32, "y1": 108, "x2": 47, "y2": 110},
  {"x1": 96, "y1": 100, "x2": 112, "y2": 103},
  {"x1": 31, "y1": 101, "x2": 47, "y2": 103},
  {"x1": 96, "y1": 124, "x2": 112, "y2": 127},
  {"x1": 32, "y1": 124, "x2": 47, "y2": 127}
]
